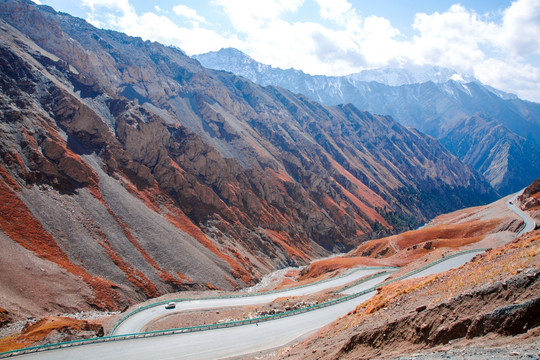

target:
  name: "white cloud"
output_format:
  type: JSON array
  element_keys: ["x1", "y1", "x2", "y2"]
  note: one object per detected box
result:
[
  {"x1": 245, "y1": 20, "x2": 332, "y2": 73},
  {"x1": 173, "y1": 4, "x2": 207, "y2": 24},
  {"x1": 402, "y1": 1, "x2": 540, "y2": 101},
  {"x1": 500, "y1": 0, "x2": 540, "y2": 56},
  {"x1": 77, "y1": 0, "x2": 540, "y2": 102},
  {"x1": 82, "y1": 0, "x2": 240, "y2": 55},
  {"x1": 213, "y1": 0, "x2": 303, "y2": 32},
  {"x1": 359, "y1": 16, "x2": 403, "y2": 66},
  {"x1": 81, "y1": 0, "x2": 131, "y2": 13},
  {"x1": 211, "y1": 0, "x2": 405, "y2": 74},
  {"x1": 409, "y1": 5, "x2": 497, "y2": 72},
  {"x1": 474, "y1": 58, "x2": 540, "y2": 101},
  {"x1": 118, "y1": 12, "x2": 240, "y2": 54},
  {"x1": 314, "y1": 0, "x2": 351, "y2": 22},
  {"x1": 82, "y1": 0, "x2": 134, "y2": 28}
]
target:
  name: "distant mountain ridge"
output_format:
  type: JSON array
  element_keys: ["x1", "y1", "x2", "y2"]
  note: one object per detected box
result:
[
  {"x1": 195, "y1": 48, "x2": 540, "y2": 195},
  {"x1": 194, "y1": 48, "x2": 478, "y2": 87},
  {"x1": 348, "y1": 66, "x2": 474, "y2": 87}
]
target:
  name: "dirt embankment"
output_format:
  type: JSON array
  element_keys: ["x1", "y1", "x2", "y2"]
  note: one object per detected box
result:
[
  {"x1": 518, "y1": 178, "x2": 540, "y2": 223},
  {"x1": 268, "y1": 230, "x2": 540, "y2": 360},
  {"x1": 0, "y1": 316, "x2": 103, "y2": 353},
  {"x1": 337, "y1": 268, "x2": 540, "y2": 359},
  {"x1": 293, "y1": 195, "x2": 522, "y2": 287}
]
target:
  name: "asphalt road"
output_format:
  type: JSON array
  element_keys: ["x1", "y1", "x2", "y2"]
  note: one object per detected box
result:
[
  {"x1": 506, "y1": 190, "x2": 536, "y2": 238},
  {"x1": 14, "y1": 290, "x2": 378, "y2": 360},
  {"x1": 8, "y1": 189, "x2": 536, "y2": 360},
  {"x1": 339, "y1": 272, "x2": 393, "y2": 295},
  {"x1": 410, "y1": 189, "x2": 536, "y2": 280},
  {"x1": 113, "y1": 267, "x2": 389, "y2": 335},
  {"x1": 11, "y1": 252, "x2": 484, "y2": 360},
  {"x1": 408, "y1": 251, "x2": 483, "y2": 279}
]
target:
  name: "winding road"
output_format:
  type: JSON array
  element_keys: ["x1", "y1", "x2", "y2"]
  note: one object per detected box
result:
[
  {"x1": 506, "y1": 190, "x2": 536, "y2": 238},
  {"x1": 408, "y1": 251, "x2": 481, "y2": 280},
  {"x1": 4, "y1": 190, "x2": 536, "y2": 360},
  {"x1": 113, "y1": 267, "x2": 391, "y2": 335},
  {"x1": 13, "y1": 291, "x2": 381, "y2": 360},
  {"x1": 4, "y1": 252, "x2": 484, "y2": 360}
]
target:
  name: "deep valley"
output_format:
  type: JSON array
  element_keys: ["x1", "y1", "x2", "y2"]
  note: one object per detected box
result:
[{"x1": 0, "y1": 0, "x2": 538, "y2": 358}]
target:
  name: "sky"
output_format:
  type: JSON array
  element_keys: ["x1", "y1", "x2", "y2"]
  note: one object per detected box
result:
[{"x1": 34, "y1": 0, "x2": 540, "y2": 102}]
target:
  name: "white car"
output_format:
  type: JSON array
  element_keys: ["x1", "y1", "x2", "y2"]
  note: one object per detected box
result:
[{"x1": 165, "y1": 302, "x2": 176, "y2": 309}]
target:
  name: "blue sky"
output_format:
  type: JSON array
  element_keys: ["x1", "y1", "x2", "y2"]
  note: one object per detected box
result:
[{"x1": 35, "y1": 0, "x2": 540, "y2": 102}]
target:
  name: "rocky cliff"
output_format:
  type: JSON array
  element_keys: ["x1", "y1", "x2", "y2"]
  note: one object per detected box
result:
[
  {"x1": 440, "y1": 115, "x2": 540, "y2": 193},
  {"x1": 196, "y1": 48, "x2": 540, "y2": 195},
  {"x1": 0, "y1": 0, "x2": 496, "y2": 317},
  {"x1": 517, "y1": 179, "x2": 540, "y2": 223}
]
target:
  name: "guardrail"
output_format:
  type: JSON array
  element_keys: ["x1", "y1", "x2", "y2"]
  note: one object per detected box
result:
[
  {"x1": 110, "y1": 265, "x2": 397, "y2": 335},
  {"x1": 0, "y1": 249, "x2": 485, "y2": 359},
  {"x1": 0, "y1": 270, "x2": 390, "y2": 358},
  {"x1": 334, "y1": 270, "x2": 395, "y2": 293}
]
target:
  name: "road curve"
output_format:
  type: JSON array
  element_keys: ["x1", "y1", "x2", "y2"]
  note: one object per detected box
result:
[
  {"x1": 12, "y1": 291, "x2": 379, "y2": 360},
  {"x1": 8, "y1": 250, "x2": 485, "y2": 360},
  {"x1": 506, "y1": 190, "x2": 536, "y2": 238},
  {"x1": 408, "y1": 251, "x2": 482, "y2": 279},
  {"x1": 7, "y1": 190, "x2": 534, "y2": 359},
  {"x1": 113, "y1": 267, "x2": 391, "y2": 335}
]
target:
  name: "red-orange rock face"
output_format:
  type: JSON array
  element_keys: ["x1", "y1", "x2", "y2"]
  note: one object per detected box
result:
[{"x1": 0, "y1": 0, "x2": 497, "y2": 317}]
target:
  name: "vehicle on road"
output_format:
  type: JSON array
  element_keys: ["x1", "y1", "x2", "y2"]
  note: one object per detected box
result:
[{"x1": 165, "y1": 302, "x2": 176, "y2": 309}]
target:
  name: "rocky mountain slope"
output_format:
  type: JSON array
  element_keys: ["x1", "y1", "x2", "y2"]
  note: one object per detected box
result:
[
  {"x1": 284, "y1": 183, "x2": 524, "y2": 286},
  {"x1": 518, "y1": 179, "x2": 540, "y2": 223},
  {"x1": 441, "y1": 115, "x2": 540, "y2": 193},
  {"x1": 264, "y1": 181, "x2": 540, "y2": 359},
  {"x1": 0, "y1": 0, "x2": 495, "y2": 319},
  {"x1": 195, "y1": 48, "x2": 540, "y2": 195}
]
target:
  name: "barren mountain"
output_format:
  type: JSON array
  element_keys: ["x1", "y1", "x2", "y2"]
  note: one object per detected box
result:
[
  {"x1": 196, "y1": 48, "x2": 540, "y2": 195},
  {"x1": 518, "y1": 179, "x2": 540, "y2": 222},
  {"x1": 0, "y1": 0, "x2": 495, "y2": 321},
  {"x1": 262, "y1": 181, "x2": 540, "y2": 360},
  {"x1": 287, "y1": 183, "x2": 524, "y2": 286},
  {"x1": 440, "y1": 115, "x2": 540, "y2": 193}
]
